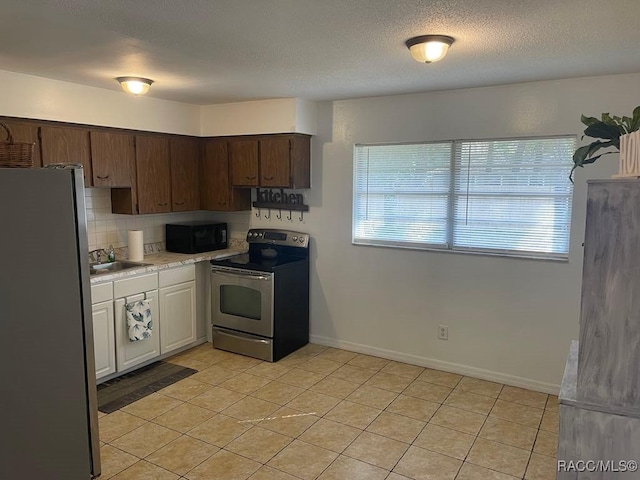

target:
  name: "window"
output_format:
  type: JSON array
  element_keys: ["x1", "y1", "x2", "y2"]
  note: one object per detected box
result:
[{"x1": 353, "y1": 136, "x2": 575, "y2": 259}]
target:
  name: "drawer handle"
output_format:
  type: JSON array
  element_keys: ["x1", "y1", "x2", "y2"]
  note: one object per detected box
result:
[
  {"x1": 97, "y1": 175, "x2": 109, "y2": 180},
  {"x1": 264, "y1": 175, "x2": 274, "y2": 180},
  {"x1": 157, "y1": 202, "x2": 169, "y2": 206},
  {"x1": 217, "y1": 201, "x2": 226, "y2": 206},
  {"x1": 246, "y1": 175, "x2": 256, "y2": 180},
  {"x1": 175, "y1": 201, "x2": 185, "y2": 205}
]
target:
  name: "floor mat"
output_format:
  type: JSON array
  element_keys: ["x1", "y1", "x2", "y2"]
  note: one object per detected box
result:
[{"x1": 97, "y1": 361, "x2": 197, "y2": 413}]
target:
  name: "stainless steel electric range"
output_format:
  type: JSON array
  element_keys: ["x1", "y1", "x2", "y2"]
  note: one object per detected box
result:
[{"x1": 210, "y1": 228, "x2": 310, "y2": 362}]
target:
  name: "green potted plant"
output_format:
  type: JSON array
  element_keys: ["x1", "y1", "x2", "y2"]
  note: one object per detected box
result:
[{"x1": 570, "y1": 106, "x2": 640, "y2": 182}]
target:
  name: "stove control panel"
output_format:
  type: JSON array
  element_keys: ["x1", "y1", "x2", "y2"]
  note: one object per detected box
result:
[{"x1": 246, "y1": 229, "x2": 309, "y2": 248}]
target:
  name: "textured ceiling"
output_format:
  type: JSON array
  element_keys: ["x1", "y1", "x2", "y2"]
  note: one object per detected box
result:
[{"x1": 0, "y1": 0, "x2": 639, "y2": 105}]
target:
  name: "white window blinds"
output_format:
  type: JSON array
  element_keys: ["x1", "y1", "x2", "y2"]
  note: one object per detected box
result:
[
  {"x1": 353, "y1": 142, "x2": 452, "y2": 248},
  {"x1": 453, "y1": 137, "x2": 575, "y2": 257},
  {"x1": 353, "y1": 136, "x2": 575, "y2": 259}
]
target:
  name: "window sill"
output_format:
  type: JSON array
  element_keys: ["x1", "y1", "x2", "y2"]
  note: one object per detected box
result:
[{"x1": 352, "y1": 240, "x2": 570, "y2": 263}]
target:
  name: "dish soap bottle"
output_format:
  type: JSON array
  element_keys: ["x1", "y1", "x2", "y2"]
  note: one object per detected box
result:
[{"x1": 107, "y1": 245, "x2": 115, "y2": 263}]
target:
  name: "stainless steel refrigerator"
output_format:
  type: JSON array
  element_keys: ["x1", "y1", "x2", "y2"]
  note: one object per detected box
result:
[{"x1": 0, "y1": 165, "x2": 100, "y2": 479}]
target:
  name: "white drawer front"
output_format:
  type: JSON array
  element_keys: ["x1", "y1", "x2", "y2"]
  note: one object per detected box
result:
[
  {"x1": 159, "y1": 264, "x2": 196, "y2": 288},
  {"x1": 113, "y1": 273, "x2": 158, "y2": 299},
  {"x1": 91, "y1": 282, "x2": 113, "y2": 304}
]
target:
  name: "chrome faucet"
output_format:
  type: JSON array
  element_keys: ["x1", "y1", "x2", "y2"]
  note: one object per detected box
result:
[{"x1": 89, "y1": 248, "x2": 107, "y2": 264}]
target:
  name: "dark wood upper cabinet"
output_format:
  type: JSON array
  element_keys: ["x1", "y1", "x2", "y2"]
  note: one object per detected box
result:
[
  {"x1": 169, "y1": 137, "x2": 200, "y2": 212},
  {"x1": 90, "y1": 131, "x2": 135, "y2": 187},
  {"x1": 40, "y1": 126, "x2": 92, "y2": 185},
  {"x1": 229, "y1": 140, "x2": 259, "y2": 187},
  {"x1": 262, "y1": 134, "x2": 310, "y2": 188},
  {"x1": 287, "y1": 134, "x2": 311, "y2": 189},
  {"x1": 1, "y1": 116, "x2": 311, "y2": 216},
  {"x1": 135, "y1": 135, "x2": 171, "y2": 214},
  {"x1": 229, "y1": 134, "x2": 310, "y2": 189},
  {"x1": 0, "y1": 119, "x2": 41, "y2": 168},
  {"x1": 260, "y1": 136, "x2": 292, "y2": 187},
  {"x1": 202, "y1": 139, "x2": 250, "y2": 211}
]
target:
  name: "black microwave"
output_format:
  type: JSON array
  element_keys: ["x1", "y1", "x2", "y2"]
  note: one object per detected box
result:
[{"x1": 165, "y1": 222, "x2": 228, "y2": 253}]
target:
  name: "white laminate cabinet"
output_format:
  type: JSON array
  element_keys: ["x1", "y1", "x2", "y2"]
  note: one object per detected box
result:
[
  {"x1": 113, "y1": 273, "x2": 160, "y2": 372},
  {"x1": 92, "y1": 300, "x2": 116, "y2": 379},
  {"x1": 159, "y1": 265, "x2": 197, "y2": 354},
  {"x1": 91, "y1": 282, "x2": 115, "y2": 381}
]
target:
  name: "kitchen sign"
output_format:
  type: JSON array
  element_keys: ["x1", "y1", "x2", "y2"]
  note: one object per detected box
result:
[
  {"x1": 256, "y1": 188, "x2": 305, "y2": 206},
  {"x1": 253, "y1": 188, "x2": 309, "y2": 221}
]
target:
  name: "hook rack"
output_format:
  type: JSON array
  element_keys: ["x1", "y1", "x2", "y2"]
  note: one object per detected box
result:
[{"x1": 252, "y1": 188, "x2": 309, "y2": 223}]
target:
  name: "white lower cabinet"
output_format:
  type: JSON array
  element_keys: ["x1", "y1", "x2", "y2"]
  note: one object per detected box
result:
[
  {"x1": 91, "y1": 263, "x2": 202, "y2": 381},
  {"x1": 92, "y1": 300, "x2": 116, "y2": 379},
  {"x1": 113, "y1": 273, "x2": 160, "y2": 372},
  {"x1": 91, "y1": 282, "x2": 116, "y2": 380},
  {"x1": 159, "y1": 265, "x2": 197, "y2": 354}
]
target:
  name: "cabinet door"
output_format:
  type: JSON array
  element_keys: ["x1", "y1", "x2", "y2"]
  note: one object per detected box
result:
[
  {"x1": 92, "y1": 300, "x2": 116, "y2": 380},
  {"x1": 159, "y1": 281, "x2": 197, "y2": 354},
  {"x1": 229, "y1": 139, "x2": 259, "y2": 186},
  {"x1": 90, "y1": 131, "x2": 135, "y2": 187},
  {"x1": 114, "y1": 290, "x2": 160, "y2": 372},
  {"x1": 202, "y1": 140, "x2": 230, "y2": 210},
  {"x1": 0, "y1": 119, "x2": 41, "y2": 167},
  {"x1": 41, "y1": 126, "x2": 92, "y2": 185},
  {"x1": 259, "y1": 137, "x2": 291, "y2": 187},
  {"x1": 136, "y1": 135, "x2": 171, "y2": 214},
  {"x1": 201, "y1": 140, "x2": 251, "y2": 211},
  {"x1": 289, "y1": 134, "x2": 311, "y2": 189},
  {"x1": 170, "y1": 137, "x2": 200, "y2": 211}
]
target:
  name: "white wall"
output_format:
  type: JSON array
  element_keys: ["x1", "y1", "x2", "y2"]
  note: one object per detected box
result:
[
  {"x1": 0, "y1": 69, "x2": 201, "y2": 135},
  {"x1": 200, "y1": 98, "x2": 317, "y2": 136},
  {"x1": 252, "y1": 73, "x2": 640, "y2": 393}
]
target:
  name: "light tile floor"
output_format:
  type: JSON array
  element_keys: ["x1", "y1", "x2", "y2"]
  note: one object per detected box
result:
[{"x1": 98, "y1": 343, "x2": 559, "y2": 480}]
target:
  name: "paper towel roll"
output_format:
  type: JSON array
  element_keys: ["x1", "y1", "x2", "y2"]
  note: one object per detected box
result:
[{"x1": 128, "y1": 230, "x2": 144, "y2": 262}]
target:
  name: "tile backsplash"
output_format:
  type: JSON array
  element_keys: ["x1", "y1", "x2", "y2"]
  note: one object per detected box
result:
[{"x1": 85, "y1": 188, "x2": 250, "y2": 252}]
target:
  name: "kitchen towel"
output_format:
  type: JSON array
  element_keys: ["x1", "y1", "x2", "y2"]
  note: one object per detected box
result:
[
  {"x1": 128, "y1": 230, "x2": 144, "y2": 262},
  {"x1": 125, "y1": 299, "x2": 153, "y2": 341}
]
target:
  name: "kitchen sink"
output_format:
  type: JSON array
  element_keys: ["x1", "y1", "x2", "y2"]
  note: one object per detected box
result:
[{"x1": 89, "y1": 261, "x2": 152, "y2": 276}]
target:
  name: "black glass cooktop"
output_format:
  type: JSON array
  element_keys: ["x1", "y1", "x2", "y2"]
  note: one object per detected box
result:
[
  {"x1": 211, "y1": 229, "x2": 310, "y2": 272},
  {"x1": 211, "y1": 246, "x2": 308, "y2": 273}
]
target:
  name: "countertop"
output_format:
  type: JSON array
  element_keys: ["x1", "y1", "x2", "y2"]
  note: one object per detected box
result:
[{"x1": 89, "y1": 247, "x2": 246, "y2": 284}]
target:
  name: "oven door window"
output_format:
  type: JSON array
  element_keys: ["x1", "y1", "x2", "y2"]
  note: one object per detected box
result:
[
  {"x1": 212, "y1": 269, "x2": 274, "y2": 337},
  {"x1": 220, "y1": 285, "x2": 262, "y2": 320}
]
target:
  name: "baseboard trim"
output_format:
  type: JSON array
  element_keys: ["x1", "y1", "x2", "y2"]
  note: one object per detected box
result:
[{"x1": 309, "y1": 334, "x2": 560, "y2": 395}]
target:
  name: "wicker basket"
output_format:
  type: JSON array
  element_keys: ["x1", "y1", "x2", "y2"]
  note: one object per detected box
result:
[{"x1": 0, "y1": 122, "x2": 34, "y2": 168}]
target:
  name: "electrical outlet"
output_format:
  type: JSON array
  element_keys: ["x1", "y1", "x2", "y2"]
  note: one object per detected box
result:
[{"x1": 438, "y1": 325, "x2": 449, "y2": 340}]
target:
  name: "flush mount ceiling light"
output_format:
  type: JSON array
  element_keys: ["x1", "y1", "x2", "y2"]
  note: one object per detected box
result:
[
  {"x1": 406, "y1": 35, "x2": 455, "y2": 63},
  {"x1": 116, "y1": 76, "x2": 153, "y2": 95}
]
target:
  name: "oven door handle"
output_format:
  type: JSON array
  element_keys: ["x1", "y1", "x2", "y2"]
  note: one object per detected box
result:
[
  {"x1": 211, "y1": 268, "x2": 272, "y2": 281},
  {"x1": 213, "y1": 328, "x2": 271, "y2": 344}
]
